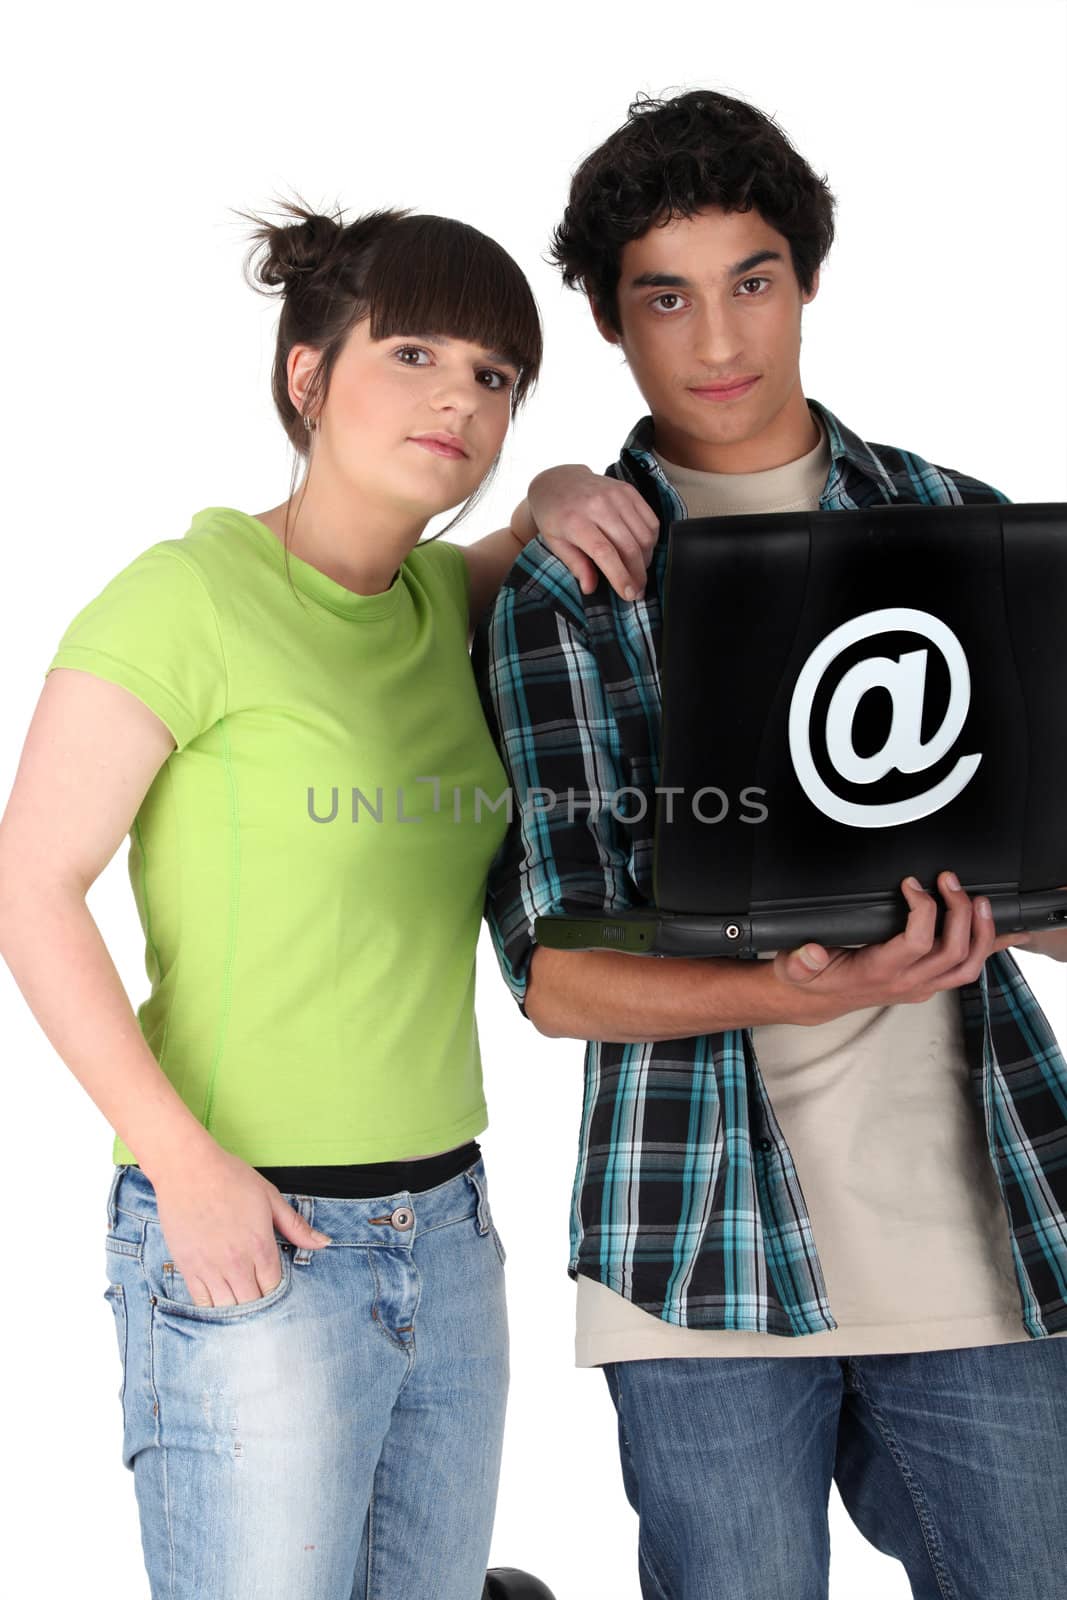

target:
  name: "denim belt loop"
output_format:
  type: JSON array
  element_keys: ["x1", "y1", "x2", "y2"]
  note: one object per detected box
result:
[
  {"x1": 465, "y1": 1165, "x2": 491, "y2": 1235},
  {"x1": 106, "y1": 1164, "x2": 123, "y2": 1231},
  {"x1": 290, "y1": 1195, "x2": 316, "y2": 1264}
]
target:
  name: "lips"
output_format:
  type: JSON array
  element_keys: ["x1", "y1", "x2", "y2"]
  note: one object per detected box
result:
[
  {"x1": 409, "y1": 432, "x2": 469, "y2": 459},
  {"x1": 690, "y1": 377, "x2": 761, "y2": 401}
]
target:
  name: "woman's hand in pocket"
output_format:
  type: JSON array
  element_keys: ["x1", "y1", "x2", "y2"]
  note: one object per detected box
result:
[{"x1": 152, "y1": 1146, "x2": 331, "y2": 1308}]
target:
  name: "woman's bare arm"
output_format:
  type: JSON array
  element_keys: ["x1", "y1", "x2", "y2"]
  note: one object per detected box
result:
[
  {"x1": 0, "y1": 668, "x2": 328, "y2": 1305},
  {"x1": 0, "y1": 668, "x2": 220, "y2": 1181}
]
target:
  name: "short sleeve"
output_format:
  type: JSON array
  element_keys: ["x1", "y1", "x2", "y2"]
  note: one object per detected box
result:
[{"x1": 45, "y1": 544, "x2": 228, "y2": 751}]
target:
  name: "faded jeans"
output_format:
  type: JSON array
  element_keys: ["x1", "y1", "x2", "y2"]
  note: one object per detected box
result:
[{"x1": 103, "y1": 1156, "x2": 509, "y2": 1599}]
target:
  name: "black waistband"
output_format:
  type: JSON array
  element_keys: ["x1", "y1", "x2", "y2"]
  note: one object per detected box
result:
[{"x1": 253, "y1": 1140, "x2": 481, "y2": 1199}]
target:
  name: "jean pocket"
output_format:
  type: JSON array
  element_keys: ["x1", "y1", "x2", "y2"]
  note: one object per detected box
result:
[
  {"x1": 489, "y1": 1223, "x2": 507, "y2": 1267},
  {"x1": 103, "y1": 1281, "x2": 128, "y2": 1425},
  {"x1": 147, "y1": 1234, "x2": 296, "y2": 1324},
  {"x1": 106, "y1": 1205, "x2": 145, "y2": 1260}
]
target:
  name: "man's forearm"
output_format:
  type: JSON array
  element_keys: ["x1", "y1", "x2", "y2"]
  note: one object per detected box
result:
[{"x1": 525, "y1": 944, "x2": 837, "y2": 1041}]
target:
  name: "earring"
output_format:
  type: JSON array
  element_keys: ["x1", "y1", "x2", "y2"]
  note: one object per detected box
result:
[{"x1": 303, "y1": 413, "x2": 317, "y2": 433}]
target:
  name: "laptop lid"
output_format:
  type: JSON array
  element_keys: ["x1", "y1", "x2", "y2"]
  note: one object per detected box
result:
[{"x1": 652, "y1": 501, "x2": 1067, "y2": 923}]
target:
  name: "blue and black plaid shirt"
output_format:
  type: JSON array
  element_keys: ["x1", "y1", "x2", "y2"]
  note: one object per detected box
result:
[{"x1": 472, "y1": 398, "x2": 1067, "y2": 1339}]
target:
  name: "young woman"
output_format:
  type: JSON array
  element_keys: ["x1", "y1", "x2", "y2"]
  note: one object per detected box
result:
[{"x1": 0, "y1": 202, "x2": 656, "y2": 1600}]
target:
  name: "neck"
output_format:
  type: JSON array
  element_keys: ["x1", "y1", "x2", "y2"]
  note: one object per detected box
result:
[
  {"x1": 255, "y1": 466, "x2": 432, "y2": 597},
  {"x1": 652, "y1": 382, "x2": 819, "y2": 475}
]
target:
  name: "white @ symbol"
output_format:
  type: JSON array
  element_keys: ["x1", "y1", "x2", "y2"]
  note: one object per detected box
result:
[{"x1": 787, "y1": 607, "x2": 981, "y2": 828}]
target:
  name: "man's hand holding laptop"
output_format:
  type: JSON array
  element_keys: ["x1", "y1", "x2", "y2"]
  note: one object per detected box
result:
[{"x1": 778, "y1": 870, "x2": 1067, "y2": 1014}]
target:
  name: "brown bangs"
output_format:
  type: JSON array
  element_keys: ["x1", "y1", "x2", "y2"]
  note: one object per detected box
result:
[{"x1": 362, "y1": 214, "x2": 542, "y2": 414}]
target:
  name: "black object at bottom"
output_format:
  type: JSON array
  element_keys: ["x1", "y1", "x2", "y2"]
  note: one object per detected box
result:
[
  {"x1": 535, "y1": 888, "x2": 1067, "y2": 957},
  {"x1": 254, "y1": 1140, "x2": 481, "y2": 1199},
  {"x1": 483, "y1": 1571, "x2": 558, "y2": 1600}
]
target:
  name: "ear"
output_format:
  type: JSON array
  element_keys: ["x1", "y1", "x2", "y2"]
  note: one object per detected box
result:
[
  {"x1": 287, "y1": 344, "x2": 322, "y2": 419},
  {"x1": 802, "y1": 266, "x2": 821, "y2": 308},
  {"x1": 589, "y1": 297, "x2": 623, "y2": 347}
]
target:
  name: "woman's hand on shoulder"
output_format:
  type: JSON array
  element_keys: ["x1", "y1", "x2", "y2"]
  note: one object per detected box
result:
[{"x1": 527, "y1": 465, "x2": 660, "y2": 600}]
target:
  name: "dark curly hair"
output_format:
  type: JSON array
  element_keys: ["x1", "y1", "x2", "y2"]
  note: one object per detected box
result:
[{"x1": 548, "y1": 89, "x2": 836, "y2": 334}]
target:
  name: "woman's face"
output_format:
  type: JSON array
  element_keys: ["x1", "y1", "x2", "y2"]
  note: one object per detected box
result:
[{"x1": 293, "y1": 317, "x2": 520, "y2": 516}]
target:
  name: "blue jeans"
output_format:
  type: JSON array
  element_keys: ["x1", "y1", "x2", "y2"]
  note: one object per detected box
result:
[
  {"x1": 604, "y1": 1341, "x2": 1067, "y2": 1599},
  {"x1": 103, "y1": 1157, "x2": 509, "y2": 1599}
]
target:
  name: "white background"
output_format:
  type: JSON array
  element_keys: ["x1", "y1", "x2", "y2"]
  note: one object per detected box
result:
[{"x1": 2, "y1": 2, "x2": 1065, "y2": 1595}]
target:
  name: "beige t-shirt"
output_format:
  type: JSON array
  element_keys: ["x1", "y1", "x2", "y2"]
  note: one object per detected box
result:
[{"x1": 575, "y1": 411, "x2": 1065, "y2": 1363}]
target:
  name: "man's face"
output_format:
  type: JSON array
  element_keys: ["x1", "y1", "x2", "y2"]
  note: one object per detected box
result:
[{"x1": 595, "y1": 205, "x2": 819, "y2": 470}]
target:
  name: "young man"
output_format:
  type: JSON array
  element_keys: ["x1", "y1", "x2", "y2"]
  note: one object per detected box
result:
[{"x1": 473, "y1": 90, "x2": 1067, "y2": 1599}]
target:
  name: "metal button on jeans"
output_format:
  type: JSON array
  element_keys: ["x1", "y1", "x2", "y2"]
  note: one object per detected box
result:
[{"x1": 390, "y1": 1207, "x2": 413, "y2": 1230}]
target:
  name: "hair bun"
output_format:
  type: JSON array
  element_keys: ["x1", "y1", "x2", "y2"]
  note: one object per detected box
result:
[{"x1": 241, "y1": 200, "x2": 344, "y2": 294}]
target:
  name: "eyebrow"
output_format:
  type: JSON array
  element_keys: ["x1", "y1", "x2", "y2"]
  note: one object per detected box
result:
[
  {"x1": 627, "y1": 249, "x2": 785, "y2": 291},
  {"x1": 412, "y1": 333, "x2": 520, "y2": 371}
]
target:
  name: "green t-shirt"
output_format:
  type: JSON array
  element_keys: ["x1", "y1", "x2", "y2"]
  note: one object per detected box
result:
[{"x1": 46, "y1": 508, "x2": 510, "y2": 1165}]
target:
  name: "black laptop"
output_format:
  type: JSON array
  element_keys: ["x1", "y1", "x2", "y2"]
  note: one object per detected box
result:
[{"x1": 534, "y1": 502, "x2": 1067, "y2": 956}]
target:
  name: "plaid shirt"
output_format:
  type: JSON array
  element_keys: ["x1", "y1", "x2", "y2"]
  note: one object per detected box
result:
[{"x1": 472, "y1": 398, "x2": 1067, "y2": 1339}]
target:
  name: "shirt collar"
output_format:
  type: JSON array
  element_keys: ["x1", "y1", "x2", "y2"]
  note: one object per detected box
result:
[{"x1": 618, "y1": 396, "x2": 900, "y2": 506}]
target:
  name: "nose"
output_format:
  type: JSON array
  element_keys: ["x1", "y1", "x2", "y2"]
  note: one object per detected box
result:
[
  {"x1": 689, "y1": 301, "x2": 744, "y2": 369},
  {"x1": 430, "y1": 366, "x2": 482, "y2": 417}
]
